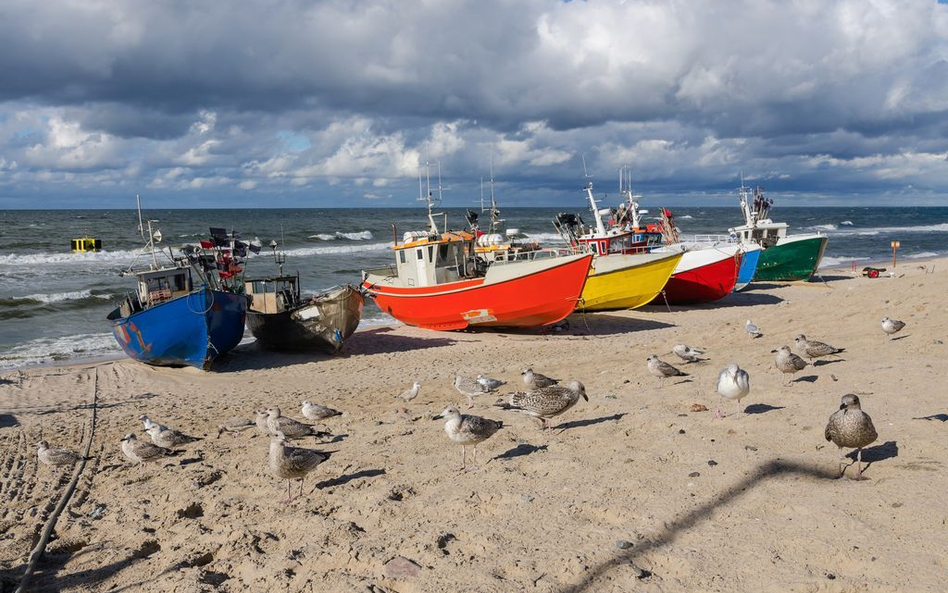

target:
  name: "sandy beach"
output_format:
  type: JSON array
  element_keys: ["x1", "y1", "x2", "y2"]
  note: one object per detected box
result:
[{"x1": 1, "y1": 257, "x2": 945, "y2": 592}]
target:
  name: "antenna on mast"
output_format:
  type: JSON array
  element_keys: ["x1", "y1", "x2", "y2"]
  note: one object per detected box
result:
[{"x1": 136, "y1": 194, "x2": 145, "y2": 239}]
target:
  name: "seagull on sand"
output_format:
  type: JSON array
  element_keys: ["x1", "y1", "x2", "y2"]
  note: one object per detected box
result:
[
  {"x1": 396, "y1": 381, "x2": 421, "y2": 402},
  {"x1": 522, "y1": 368, "x2": 559, "y2": 389},
  {"x1": 646, "y1": 355, "x2": 688, "y2": 388},
  {"x1": 146, "y1": 425, "x2": 201, "y2": 448},
  {"x1": 269, "y1": 431, "x2": 333, "y2": 503},
  {"x1": 715, "y1": 363, "x2": 750, "y2": 418},
  {"x1": 794, "y1": 334, "x2": 845, "y2": 361},
  {"x1": 745, "y1": 320, "x2": 763, "y2": 338},
  {"x1": 138, "y1": 414, "x2": 170, "y2": 432},
  {"x1": 881, "y1": 317, "x2": 906, "y2": 339},
  {"x1": 266, "y1": 407, "x2": 331, "y2": 440},
  {"x1": 35, "y1": 441, "x2": 85, "y2": 468},
  {"x1": 494, "y1": 380, "x2": 588, "y2": 430},
  {"x1": 255, "y1": 410, "x2": 271, "y2": 435},
  {"x1": 433, "y1": 406, "x2": 503, "y2": 471},
  {"x1": 302, "y1": 401, "x2": 342, "y2": 421},
  {"x1": 774, "y1": 345, "x2": 809, "y2": 385},
  {"x1": 216, "y1": 417, "x2": 254, "y2": 438},
  {"x1": 672, "y1": 344, "x2": 707, "y2": 363},
  {"x1": 825, "y1": 394, "x2": 878, "y2": 480},
  {"x1": 455, "y1": 374, "x2": 489, "y2": 408},
  {"x1": 120, "y1": 433, "x2": 176, "y2": 465},
  {"x1": 477, "y1": 375, "x2": 506, "y2": 391}
]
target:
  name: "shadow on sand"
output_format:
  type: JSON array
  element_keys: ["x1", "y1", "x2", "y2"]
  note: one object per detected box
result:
[
  {"x1": 913, "y1": 413, "x2": 948, "y2": 422},
  {"x1": 553, "y1": 413, "x2": 627, "y2": 431},
  {"x1": 494, "y1": 443, "x2": 548, "y2": 461},
  {"x1": 316, "y1": 468, "x2": 386, "y2": 489},
  {"x1": 847, "y1": 441, "x2": 899, "y2": 467},
  {"x1": 743, "y1": 403, "x2": 785, "y2": 415}
]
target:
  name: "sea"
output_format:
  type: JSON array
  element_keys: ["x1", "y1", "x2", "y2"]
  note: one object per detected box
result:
[{"x1": 1, "y1": 206, "x2": 946, "y2": 371}]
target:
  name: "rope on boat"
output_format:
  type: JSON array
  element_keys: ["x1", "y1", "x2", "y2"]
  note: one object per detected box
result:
[
  {"x1": 186, "y1": 288, "x2": 215, "y2": 315},
  {"x1": 15, "y1": 366, "x2": 99, "y2": 593}
]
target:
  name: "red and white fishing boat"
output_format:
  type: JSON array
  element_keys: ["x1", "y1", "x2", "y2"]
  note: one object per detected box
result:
[{"x1": 361, "y1": 168, "x2": 592, "y2": 331}]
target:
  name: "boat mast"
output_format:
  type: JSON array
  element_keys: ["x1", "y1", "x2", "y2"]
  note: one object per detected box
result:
[
  {"x1": 619, "y1": 166, "x2": 642, "y2": 229},
  {"x1": 582, "y1": 156, "x2": 607, "y2": 236},
  {"x1": 136, "y1": 194, "x2": 145, "y2": 239},
  {"x1": 487, "y1": 158, "x2": 500, "y2": 234},
  {"x1": 145, "y1": 219, "x2": 161, "y2": 269},
  {"x1": 738, "y1": 172, "x2": 755, "y2": 227}
]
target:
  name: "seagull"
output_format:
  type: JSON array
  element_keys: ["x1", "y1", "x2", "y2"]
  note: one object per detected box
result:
[
  {"x1": 672, "y1": 344, "x2": 707, "y2": 363},
  {"x1": 433, "y1": 406, "x2": 503, "y2": 471},
  {"x1": 646, "y1": 355, "x2": 688, "y2": 388},
  {"x1": 146, "y1": 425, "x2": 201, "y2": 448},
  {"x1": 216, "y1": 417, "x2": 254, "y2": 438},
  {"x1": 794, "y1": 334, "x2": 845, "y2": 360},
  {"x1": 120, "y1": 433, "x2": 176, "y2": 465},
  {"x1": 494, "y1": 380, "x2": 588, "y2": 430},
  {"x1": 774, "y1": 345, "x2": 808, "y2": 385},
  {"x1": 35, "y1": 441, "x2": 84, "y2": 469},
  {"x1": 715, "y1": 363, "x2": 751, "y2": 418},
  {"x1": 476, "y1": 375, "x2": 506, "y2": 391},
  {"x1": 301, "y1": 401, "x2": 342, "y2": 421},
  {"x1": 881, "y1": 317, "x2": 906, "y2": 339},
  {"x1": 266, "y1": 407, "x2": 331, "y2": 440},
  {"x1": 745, "y1": 320, "x2": 763, "y2": 338},
  {"x1": 269, "y1": 431, "x2": 333, "y2": 503},
  {"x1": 138, "y1": 414, "x2": 170, "y2": 432},
  {"x1": 396, "y1": 381, "x2": 421, "y2": 402},
  {"x1": 825, "y1": 394, "x2": 878, "y2": 480},
  {"x1": 254, "y1": 410, "x2": 271, "y2": 435},
  {"x1": 521, "y1": 368, "x2": 559, "y2": 389},
  {"x1": 455, "y1": 374, "x2": 489, "y2": 408}
]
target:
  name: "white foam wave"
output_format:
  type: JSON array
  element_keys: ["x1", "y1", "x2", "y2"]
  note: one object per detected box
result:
[
  {"x1": 819, "y1": 255, "x2": 870, "y2": 269},
  {"x1": 0, "y1": 249, "x2": 144, "y2": 267},
  {"x1": 840, "y1": 220, "x2": 854, "y2": 226},
  {"x1": 285, "y1": 242, "x2": 393, "y2": 257},
  {"x1": 824, "y1": 222, "x2": 948, "y2": 236},
  {"x1": 906, "y1": 251, "x2": 940, "y2": 259},
  {"x1": 809, "y1": 223, "x2": 838, "y2": 231},
  {"x1": 0, "y1": 332, "x2": 121, "y2": 371},
  {"x1": 678, "y1": 215, "x2": 694, "y2": 219},
  {"x1": 309, "y1": 230, "x2": 374, "y2": 241},
  {"x1": 11, "y1": 290, "x2": 111, "y2": 304}
]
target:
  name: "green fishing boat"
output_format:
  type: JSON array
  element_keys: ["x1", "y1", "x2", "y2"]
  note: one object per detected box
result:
[{"x1": 728, "y1": 183, "x2": 828, "y2": 282}]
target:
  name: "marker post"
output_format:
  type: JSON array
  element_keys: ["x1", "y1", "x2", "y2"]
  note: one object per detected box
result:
[{"x1": 891, "y1": 240, "x2": 900, "y2": 268}]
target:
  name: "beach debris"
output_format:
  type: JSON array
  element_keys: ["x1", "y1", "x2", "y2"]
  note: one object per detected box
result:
[
  {"x1": 715, "y1": 363, "x2": 751, "y2": 418},
  {"x1": 708, "y1": 460, "x2": 718, "y2": 466},
  {"x1": 646, "y1": 355, "x2": 688, "y2": 388},
  {"x1": 521, "y1": 368, "x2": 559, "y2": 389},
  {"x1": 476, "y1": 374, "x2": 506, "y2": 391},
  {"x1": 302, "y1": 401, "x2": 342, "y2": 420},
  {"x1": 269, "y1": 431, "x2": 333, "y2": 502},
  {"x1": 615, "y1": 539, "x2": 634, "y2": 550},
  {"x1": 433, "y1": 406, "x2": 503, "y2": 471},
  {"x1": 397, "y1": 381, "x2": 421, "y2": 402},
  {"x1": 881, "y1": 317, "x2": 906, "y2": 339},
  {"x1": 138, "y1": 414, "x2": 171, "y2": 432},
  {"x1": 120, "y1": 433, "x2": 177, "y2": 465},
  {"x1": 383, "y1": 556, "x2": 421, "y2": 579},
  {"x1": 745, "y1": 319, "x2": 763, "y2": 338},
  {"x1": 825, "y1": 394, "x2": 878, "y2": 480},
  {"x1": 672, "y1": 344, "x2": 707, "y2": 363},
  {"x1": 266, "y1": 407, "x2": 330, "y2": 440},
  {"x1": 454, "y1": 374, "x2": 489, "y2": 408},
  {"x1": 216, "y1": 417, "x2": 254, "y2": 438},
  {"x1": 794, "y1": 334, "x2": 845, "y2": 360},
  {"x1": 690, "y1": 403, "x2": 708, "y2": 412},
  {"x1": 774, "y1": 345, "x2": 808, "y2": 385},
  {"x1": 494, "y1": 380, "x2": 588, "y2": 430},
  {"x1": 35, "y1": 441, "x2": 84, "y2": 468},
  {"x1": 146, "y1": 425, "x2": 201, "y2": 448}
]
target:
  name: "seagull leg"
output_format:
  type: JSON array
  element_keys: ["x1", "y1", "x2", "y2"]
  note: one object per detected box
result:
[
  {"x1": 469, "y1": 446, "x2": 479, "y2": 471},
  {"x1": 458, "y1": 446, "x2": 466, "y2": 472},
  {"x1": 715, "y1": 397, "x2": 723, "y2": 419},
  {"x1": 466, "y1": 396, "x2": 474, "y2": 409},
  {"x1": 852, "y1": 448, "x2": 870, "y2": 481},
  {"x1": 736, "y1": 399, "x2": 742, "y2": 418},
  {"x1": 836, "y1": 446, "x2": 846, "y2": 478}
]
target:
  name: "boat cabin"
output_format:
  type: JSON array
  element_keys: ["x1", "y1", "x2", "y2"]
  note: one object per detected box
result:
[
  {"x1": 245, "y1": 274, "x2": 301, "y2": 314},
  {"x1": 137, "y1": 267, "x2": 194, "y2": 307},
  {"x1": 71, "y1": 237, "x2": 102, "y2": 252},
  {"x1": 729, "y1": 220, "x2": 788, "y2": 249},
  {"x1": 392, "y1": 231, "x2": 476, "y2": 287}
]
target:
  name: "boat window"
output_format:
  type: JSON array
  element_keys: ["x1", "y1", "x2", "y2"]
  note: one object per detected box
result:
[
  {"x1": 399, "y1": 250, "x2": 406, "y2": 264},
  {"x1": 439, "y1": 244, "x2": 449, "y2": 260},
  {"x1": 590, "y1": 242, "x2": 599, "y2": 254},
  {"x1": 428, "y1": 246, "x2": 434, "y2": 261},
  {"x1": 416, "y1": 248, "x2": 424, "y2": 260}
]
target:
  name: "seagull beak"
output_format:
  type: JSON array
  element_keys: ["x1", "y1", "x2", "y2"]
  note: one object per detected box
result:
[
  {"x1": 582, "y1": 393, "x2": 589, "y2": 402},
  {"x1": 431, "y1": 413, "x2": 442, "y2": 421},
  {"x1": 770, "y1": 349, "x2": 777, "y2": 353}
]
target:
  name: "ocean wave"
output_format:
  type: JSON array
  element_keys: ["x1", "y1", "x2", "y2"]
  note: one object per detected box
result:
[
  {"x1": 906, "y1": 251, "x2": 940, "y2": 259},
  {"x1": 809, "y1": 223, "x2": 838, "y2": 231},
  {"x1": 0, "y1": 249, "x2": 145, "y2": 267},
  {"x1": 308, "y1": 230, "x2": 374, "y2": 241},
  {"x1": 8, "y1": 290, "x2": 112, "y2": 305},
  {"x1": 822, "y1": 222, "x2": 948, "y2": 236},
  {"x1": 819, "y1": 255, "x2": 871, "y2": 269},
  {"x1": 840, "y1": 220, "x2": 854, "y2": 226},
  {"x1": 0, "y1": 332, "x2": 121, "y2": 371},
  {"x1": 678, "y1": 215, "x2": 694, "y2": 220},
  {"x1": 285, "y1": 242, "x2": 392, "y2": 257}
]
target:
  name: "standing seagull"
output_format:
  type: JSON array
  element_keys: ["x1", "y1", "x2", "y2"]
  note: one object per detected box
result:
[
  {"x1": 302, "y1": 401, "x2": 342, "y2": 421},
  {"x1": 266, "y1": 407, "x2": 330, "y2": 439},
  {"x1": 522, "y1": 368, "x2": 559, "y2": 389},
  {"x1": 454, "y1": 374, "x2": 489, "y2": 409},
  {"x1": 477, "y1": 375, "x2": 506, "y2": 391},
  {"x1": 494, "y1": 380, "x2": 587, "y2": 430},
  {"x1": 774, "y1": 345, "x2": 808, "y2": 385},
  {"x1": 794, "y1": 334, "x2": 845, "y2": 361},
  {"x1": 646, "y1": 355, "x2": 688, "y2": 388},
  {"x1": 120, "y1": 433, "x2": 176, "y2": 465},
  {"x1": 269, "y1": 431, "x2": 333, "y2": 503},
  {"x1": 881, "y1": 317, "x2": 906, "y2": 339},
  {"x1": 672, "y1": 344, "x2": 707, "y2": 363},
  {"x1": 715, "y1": 363, "x2": 751, "y2": 418},
  {"x1": 745, "y1": 320, "x2": 763, "y2": 339},
  {"x1": 35, "y1": 441, "x2": 84, "y2": 469},
  {"x1": 397, "y1": 381, "x2": 421, "y2": 402},
  {"x1": 433, "y1": 406, "x2": 503, "y2": 471},
  {"x1": 146, "y1": 425, "x2": 201, "y2": 448},
  {"x1": 825, "y1": 394, "x2": 878, "y2": 480}
]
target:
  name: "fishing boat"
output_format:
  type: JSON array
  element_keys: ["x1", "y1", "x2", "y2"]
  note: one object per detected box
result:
[
  {"x1": 728, "y1": 182, "x2": 828, "y2": 282},
  {"x1": 465, "y1": 172, "x2": 541, "y2": 262},
  {"x1": 733, "y1": 242, "x2": 761, "y2": 291},
  {"x1": 553, "y1": 174, "x2": 682, "y2": 311},
  {"x1": 362, "y1": 166, "x2": 592, "y2": 330},
  {"x1": 244, "y1": 242, "x2": 364, "y2": 353},
  {"x1": 106, "y1": 223, "x2": 250, "y2": 370}
]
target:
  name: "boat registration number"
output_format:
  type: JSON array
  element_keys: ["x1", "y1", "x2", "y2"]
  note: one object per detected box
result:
[{"x1": 462, "y1": 309, "x2": 497, "y2": 324}]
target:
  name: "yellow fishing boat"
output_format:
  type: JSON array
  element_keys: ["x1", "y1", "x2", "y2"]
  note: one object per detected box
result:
[{"x1": 580, "y1": 250, "x2": 682, "y2": 311}]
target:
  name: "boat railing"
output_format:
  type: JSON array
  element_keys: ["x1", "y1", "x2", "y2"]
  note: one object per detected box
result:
[
  {"x1": 688, "y1": 234, "x2": 733, "y2": 245},
  {"x1": 487, "y1": 247, "x2": 572, "y2": 264}
]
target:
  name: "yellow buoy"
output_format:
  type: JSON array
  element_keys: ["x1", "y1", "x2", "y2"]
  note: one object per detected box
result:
[{"x1": 71, "y1": 237, "x2": 102, "y2": 252}]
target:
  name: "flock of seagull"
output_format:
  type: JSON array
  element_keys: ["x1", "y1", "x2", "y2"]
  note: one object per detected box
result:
[{"x1": 32, "y1": 315, "x2": 906, "y2": 501}]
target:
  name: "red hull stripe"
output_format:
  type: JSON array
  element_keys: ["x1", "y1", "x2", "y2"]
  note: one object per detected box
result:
[{"x1": 661, "y1": 252, "x2": 742, "y2": 304}]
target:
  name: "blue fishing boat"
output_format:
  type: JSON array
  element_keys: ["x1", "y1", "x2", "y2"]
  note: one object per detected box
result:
[
  {"x1": 107, "y1": 221, "x2": 253, "y2": 370},
  {"x1": 733, "y1": 243, "x2": 761, "y2": 291}
]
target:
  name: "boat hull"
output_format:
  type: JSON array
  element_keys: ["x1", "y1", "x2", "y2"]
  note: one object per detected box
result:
[
  {"x1": 580, "y1": 252, "x2": 682, "y2": 311},
  {"x1": 754, "y1": 235, "x2": 828, "y2": 281},
  {"x1": 247, "y1": 285, "x2": 364, "y2": 353},
  {"x1": 107, "y1": 289, "x2": 247, "y2": 369},
  {"x1": 734, "y1": 244, "x2": 761, "y2": 291},
  {"x1": 363, "y1": 254, "x2": 592, "y2": 331}
]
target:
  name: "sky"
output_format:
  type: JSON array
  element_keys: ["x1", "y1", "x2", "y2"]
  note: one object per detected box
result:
[{"x1": 1, "y1": 0, "x2": 947, "y2": 209}]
